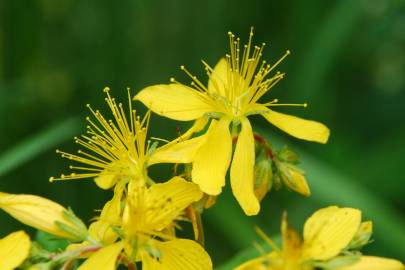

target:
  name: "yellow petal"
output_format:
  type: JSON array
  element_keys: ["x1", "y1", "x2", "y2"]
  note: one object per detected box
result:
[
  {"x1": 145, "y1": 177, "x2": 203, "y2": 231},
  {"x1": 302, "y1": 206, "x2": 361, "y2": 260},
  {"x1": 66, "y1": 242, "x2": 92, "y2": 259},
  {"x1": 192, "y1": 118, "x2": 232, "y2": 195},
  {"x1": 142, "y1": 239, "x2": 212, "y2": 270},
  {"x1": 0, "y1": 192, "x2": 82, "y2": 240},
  {"x1": 173, "y1": 117, "x2": 209, "y2": 141},
  {"x1": 208, "y1": 58, "x2": 227, "y2": 96},
  {"x1": 235, "y1": 252, "x2": 280, "y2": 270},
  {"x1": 260, "y1": 108, "x2": 330, "y2": 144},
  {"x1": 338, "y1": 256, "x2": 404, "y2": 270},
  {"x1": 0, "y1": 231, "x2": 31, "y2": 270},
  {"x1": 149, "y1": 136, "x2": 206, "y2": 165},
  {"x1": 89, "y1": 182, "x2": 125, "y2": 244},
  {"x1": 230, "y1": 117, "x2": 260, "y2": 215},
  {"x1": 281, "y1": 213, "x2": 302, "y2": 258},
  {"x1": 135, "y1": 84, "x2": 213, "y2": 121},
  {"x1": 78, "y1": 242, "x2": 124, "y2": 270},
  {"x1": 95, "y1": 173, "x2": 119, "y2": 190},
  {"x1": 234, "y1": 257, "x2": 270, "y2": 270}
]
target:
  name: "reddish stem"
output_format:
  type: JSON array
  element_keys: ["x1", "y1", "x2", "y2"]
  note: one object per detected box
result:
[
  {"x1": 233, "y1": 133, "x2": 275, "y2": 160},
  {"x1": 119, "y1": 254, "x2": 137, "y2": 270}
]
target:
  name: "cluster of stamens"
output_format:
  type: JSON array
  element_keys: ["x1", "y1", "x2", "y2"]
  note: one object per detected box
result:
[
  {"x1": 169, "y1": 27, "x2": 307, "y2": 118},
  {"x1": 50, "y1": 88, "x2": 151, "y2": 183}
]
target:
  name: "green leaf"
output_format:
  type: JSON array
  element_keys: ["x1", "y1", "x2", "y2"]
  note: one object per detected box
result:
[
  {"x1": 216, "y1": 237, "x2": 279, "y2": 270},
  {"x1": 0, "y1": 117, "x2": 80, "y2": 177}
]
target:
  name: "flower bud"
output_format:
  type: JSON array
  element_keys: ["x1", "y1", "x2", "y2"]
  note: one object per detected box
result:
[
  {"x1": 27, "y1": 262, "x2": 52, "y2": 270},
  {"x1": 254, "y1": 159, "x2": 273, "y2": 201},
  {"x1": 347, "y1": 221, "x2": 373, "y2": 250},
  {"x1": 0, "y1": 192, "x2": 87, "y2": 242},
  {"x1": 278, "y1": 145, "x2": 299, "y2": 164},
  {"x1": 278, "y1": 164, "x2": 310, "y2": 196}
]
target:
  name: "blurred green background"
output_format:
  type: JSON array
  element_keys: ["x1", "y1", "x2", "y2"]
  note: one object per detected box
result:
[{"x1": 1, "y1": 0, "x2": 404, "y2": 267}]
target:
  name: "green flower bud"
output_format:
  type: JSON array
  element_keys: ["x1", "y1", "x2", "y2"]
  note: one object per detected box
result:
[
  {"x1": 278, "y1": 163, "x2": 310, "y2": 197},
  {"x1": 347, "y1": 221, "x2": 373, "y2": 250},
  {"x1": 254, "y1": 159, "x2": 273, "y2": 201},
  {"x1": 278, "y1": 145, "x2": 299, "y2": 164}
]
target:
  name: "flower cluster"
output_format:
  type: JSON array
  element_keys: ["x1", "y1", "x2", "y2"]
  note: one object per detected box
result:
[{"x1": 0, "y1": 29, "x2": 402, "y2": 270}]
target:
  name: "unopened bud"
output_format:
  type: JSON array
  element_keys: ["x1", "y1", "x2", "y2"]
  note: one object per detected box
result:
[
  {"x1": 254, "y1": 159, "x2": 273, "y2": 201},
  {"x1": 347, "y1": 221, "x2": 373, "y2": 250},
  {"x1": 0, "y1": 192, "x2": 88, "y2": 242},
  {"x1": 278, "y1": 145, "x2": 299, "y2": 164},
  {"x1": 278, "y1": 164, "x2": 310, "y2": 197},
  {"x1": 27, "y1": 262, "x2": 52, "y2": 270}
]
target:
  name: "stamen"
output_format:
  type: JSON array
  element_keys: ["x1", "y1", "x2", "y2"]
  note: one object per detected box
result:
[
  {"x1": 267, "y1": 102, "x2": 307, "y2": 107},
  {"x1": 180, "y1": 65, "x2": 208, "y2": 93},
  {"x1": 255, "y1": 226, "x2": 280, "y2": 252},
  {"x1": 52, "y1": 88, "x2": 154, "y2": 185},
  {"x1": 150, "y1": 137, "x2": 170, "y2": 143}
]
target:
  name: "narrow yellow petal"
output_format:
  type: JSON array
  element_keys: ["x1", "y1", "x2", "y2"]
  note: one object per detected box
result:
[
  {"x1": 281, "y1": 213, "x2": 302, "y2": 258},
  {"x1": 207, "y1": 58, "x2": 227, "y2": 96},
  {"x1": 149, "y1": 136, "x2": 206, "y2": 165},
  {"x1": 235, "y1": 252, "x2": 280, "y2": 270},
  {"x1": 302, "y1": 206, "x2": 361, "y2": 260},
  {"x1": 145, "y1": 177, "x2": 203, "y2": 231},
  {"x1": 0, "y1": 192, "x2": 82, "y2": 240},
  {"x1": 260, "y1": 108, "x2": 330, "y2": 144},
  {"x1": 230, "y1": 117, "x2": 260, "y2": 215},
  {"x1": 142, "y1": 239, "x2": 212, "y2": 270},
  {"x1": 338, "y1": 256, "x2": 404, "y2": 270},
  {"x1": 78, "y1": 242, "x2": 124, "y2": 270},
  {"x1": 192, "y1": 118, "x2": 232, "y2": 195},
  {"x1": 172, "y1": 117, "x2": 209, "y2": 142},
  {"x1": 0, "y1": 231, "x2": 31, "y2": 270},
  {"x1": 234, "y1": 257, "x2": 272, "y2": 270},
  {"x1": 89, "y1": 182, "x2": 125, "y2": 244},
  {"x1": 135, "y1": 84, "x2": 214, "y2": 121}
]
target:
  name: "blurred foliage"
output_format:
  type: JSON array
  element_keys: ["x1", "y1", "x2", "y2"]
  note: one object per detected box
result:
[{"x1": 0, "y1": 0, "x2": 404, "y2": 267}]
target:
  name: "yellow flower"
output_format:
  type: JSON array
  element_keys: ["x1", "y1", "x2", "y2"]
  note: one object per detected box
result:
[
  {"x1": 51, "y1": 88, "x2": 203, "y2": 190},
  {"x1": 135, "y1": 29, "x2": 329, "y2": 215},
  {"x1": 78, "y1": 177, "x2": 213, "y2": 270},
  {"x1": 0, "y1": 192, "x2": 87, "y2": 241},
  {"x1": 0, "y1": 231, "x2": 31, "y2": 270},
  {"x1": 77, "y1": 242, "x2": 124, "y2": 270},
  {"x1": 122, "y1": 177, "x2": 212, "y2": 269},
  {"x1": 235, "y1": 206, "x2": 404, "y2": 270},
  {"x1": 88, "y1": 181, "x2": 126, "y2": 245}
]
